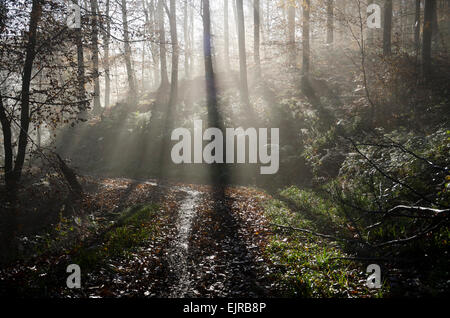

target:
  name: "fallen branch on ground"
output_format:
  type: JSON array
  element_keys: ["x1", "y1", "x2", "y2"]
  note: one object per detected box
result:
[
  {"x1": 366, "y1": 205, "x2": 450, "y2": 230},
  {"x1": 56, "y1": 154, "x2": 83, "y2": 198},
  {"x1": 329, "y1": 256, "x2": 394, "y2": 262},
  {"x1": 384, "y1": 205, "x2": 450, "y2": 217},
  {"x1": 372, "y1": 220, "x2": 447, "y2": 248},
  {"x1": 268, "y1": 223, "x2": 351, "y2": 243}
]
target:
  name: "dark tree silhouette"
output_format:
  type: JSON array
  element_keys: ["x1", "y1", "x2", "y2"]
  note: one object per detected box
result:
[
  {"x1": 302, "y1": 0, "x2": 310, "y2": 75},
  {"x1": 423, "y1": 0, "x2": 436, "y2": 78},
  {"x1": 383, "y1": 0, "x2": 392, "y2": 55},
  {"x1": 236, "y1": 0, "x2": 250, "y2": 106}
]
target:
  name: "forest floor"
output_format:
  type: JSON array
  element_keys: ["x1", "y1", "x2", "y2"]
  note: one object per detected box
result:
[
  {"x1": 0, "y1": 176, "x2": 382, "y2": 298},
  {"x1": 0, "y1": 177, "x2": 278, "y2": 297}
]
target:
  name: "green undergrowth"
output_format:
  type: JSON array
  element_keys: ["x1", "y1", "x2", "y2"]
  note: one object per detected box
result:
[
  {"x1": 0, "y1": 204, "x2": 162, "y2": 297},
  {"x1": 263, "y1": 188, "x2": 386, "y2": 297},
  {"x1": 71, "y1": 204, "x2": 160, "y2": 269}
]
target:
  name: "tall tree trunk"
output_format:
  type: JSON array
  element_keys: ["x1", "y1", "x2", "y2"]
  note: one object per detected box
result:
[
  {"x1": 422, "y1": 0, "x2": 436, "y2": 78},
  {"x1": 158, "y1": 0, "x2": 169, "y2": 88},
  {"x1": 13, "y1": 0, "x2": 42, "y2": 188},
  {"x1": 141, "y1": 41, "x2": 146, "y2": 92},
  {"x1": 265, "y1": 0, "x2": 269, "y2": 34},
  {"x1": 302, "y1": 0, "x2": 310, "y2": 75},
  {"x1": 159, "y1": 0, "x2": 179, "y2": 172},
  {"x1": 0, "y1": 92, "x2": 16, "y2": 258},
  {"x1": 326, "y1": 0, "x2": 334, "y2": 44},
  {"x1": 103, "y1": 0, "x2": 111, "y2": 108},
  {"x1": 142, "y1": 0, "x2": 152, "y2": 90},
  {"x1": 254, "y1": 0, "x2": 261, "y2": 76},
  {"x1": 168, "y1": 0, "x2": 178, "y2": 109},
  {"x1": 367, "y1": 0, "x2": 375, "y2": 46},
  {"x1": 0, "y1": 93, "x2": 13, "y2": 198},
  {"x1": 383, "y1": 0, "x2": 393, "y2": 55},
  {"x1": 337, "y1": 0, "x2": 346, "y2": 40},
  {"x1": 121, "y1": 0, "x2": 137, "y2": 98},
  {"x1": 203, "y1": 0, "x2": 219, "y2": 125},
  {"x1": 184, "y1": 0, "x2": 190, "y2": 79},
  {"x1": 1, "y1": 0, "x2": 42, "y2": 257},
  {"x1": 75, "y1": 0, "x2": 87, "y2": 120},
  {"x1": 148, "y1": 0, "x2": 160, "y2": 89},
  {"x1": 0, "y1": 1, "x2": 6, "y2": 33},
  {"x1": 224, "y1": 0, "x2": 230, "y2": 71},
  {"x1": 36, "y1": 125, "x2": 41, "y2": 148},
  {"x1": 189, "y1": 3, "x2": 194, "y2": 76},
  {"x1": 90, "y1": 0, "x2": 101, "y2": 114},
  {"x1": 236, "y1": 0, "x2": 250, "y2": 106},
  {"x1": 400, "y1": 0, "x2": 406, "y2": 46},
  {"x1": 203, "y1": 0, "x2": 227, "y2": 183},
  {"x1": 287, "y1": 1, "x2": 295, "y2": 67},
  {"x1": 431, "y1": 0, "x2": 439, "y2": 42},
  {"x1": 232, "y1": 0, "x2": 239, "y2": 53},
  {"x1": 414, "y1": 0, "x2": 421, "y2": 57}
]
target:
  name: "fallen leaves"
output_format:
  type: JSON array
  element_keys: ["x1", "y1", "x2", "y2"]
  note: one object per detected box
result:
[{"x1": 0, "y1": 179, "x2": 280, "y2": 298}]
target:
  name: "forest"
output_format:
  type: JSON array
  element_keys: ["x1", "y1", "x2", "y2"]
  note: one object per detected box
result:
[{"x1": 0, "y1": 0, "x2": 449, "y2": 299}]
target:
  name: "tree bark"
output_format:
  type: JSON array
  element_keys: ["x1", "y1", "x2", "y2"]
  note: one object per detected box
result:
[
  {"x1": 236, "y1": 0, "x2": 249, "y2": 106},
  {"x1": 0, "y1": 93, "x2": 13, "y2": 198},
  {"x1": 189, "y1": 3, "x2": 194, "y2": 76},
  {"x1": 232, "y1": 0, "x2": 239, "y2": 43},
  {"x1": 383, "y1": 0, "x2": 393, "y2": 55},
  {"x1": 56, "y1": 154, "x2": 83, "y2": 198},
  {"x1": 431, "y1": 0, "x2": 439, "y2": 41},
  {"x1": 103, "y1": 0, "x2": 111, "y2": 108},
  {"x1": 76, "y1": 0, "x2": 87, "y2": 120},
  {"x1": 367, "y1": 0, "x2": 375, "y2": 46},
  {"x1": 184, "y1": 0, "x2": 190, "y2": 79},
  {"x1": 158, "y1": 0, "x2": 169, "y2": 88},
  {"x1": 224, "y1": 0, "x2": 230, "y2": 71},
  {"x1": 287, "y1": 1, "x2": 295, "y2": 67},
  {"x1": 422, "y1": 0, "x2": 436, "y2": 78},
  {"x1": 254, "y1": 0, "x2": 261, "y2": 76},
  {"x1": 168, "y1": 0, "x2": 178, "y2": 109},
  {"x1": 400, "y1": 0, "x2": 406, "y2": 46},
  {"x1": 326, "y1": 0, "x2": 334, "y2": 44},
  {"x1": 203, "y1": 0, "x2": 219, "y2": 125},
  {"x1": 90, "y1": 0, "x2": 102, "y2": 114},
  {"x1": 12, "y1": 0, "x2": 42, "y2": 189},
  {"x1": 302, "y1": 0, "x2": 310, "y2": 75},
  {"x1": 121, "y1": 0, "x2": 137, "y2": 98},
  {"x1": 148, "y1": 0, "x2": 160, "y2": 89},
  {"x1": 414, "y1": 0, "x2": 421, "y2": 57},
  {"x1": 142, "y1": 0, "x2": 152, "y2": 91},
  {"x1": 203, "y1": 0, "x2": 227, "y2": 183}
]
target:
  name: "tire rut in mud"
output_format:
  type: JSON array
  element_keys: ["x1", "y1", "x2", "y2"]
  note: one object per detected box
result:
[
  {"x1": 164, "y1": 188, "x2": 201, "y2": 298},
  {"x1": 181, "y1": 188, "x2": 274, "y2": 297}
]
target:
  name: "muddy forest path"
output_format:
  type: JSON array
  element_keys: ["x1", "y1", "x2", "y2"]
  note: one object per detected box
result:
[
  {"x1": 0, "y1": 176, "x2": 380, "y2": 299},
  {"x1": 53, "y1": 177, "x2": 278, "y2": 298}
]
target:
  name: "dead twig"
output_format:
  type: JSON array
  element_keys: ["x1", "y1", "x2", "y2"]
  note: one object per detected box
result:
[
  {"x1": 385, "y1": 205, "x2": 450, "y2": 217},
  {"x1": 268, "y1": 223, "x2": 352, "y2": 243}
]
